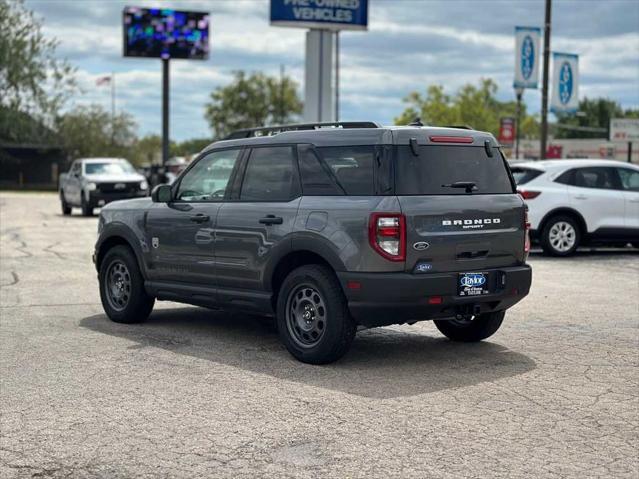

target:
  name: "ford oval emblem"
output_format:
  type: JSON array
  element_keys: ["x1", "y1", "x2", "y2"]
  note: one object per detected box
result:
[
  {"x1": 521, "y1": 35, "x2": 534, "y2": 80},
  {"x1": 413, "y1": 241, "x2": 430, "y2": 251},
  {"x1": 559, "y1": 61, "x2": 573, "y2": 105}
]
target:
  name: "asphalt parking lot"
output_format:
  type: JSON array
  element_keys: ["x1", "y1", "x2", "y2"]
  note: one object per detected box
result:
[{"x1": 1, "y1": 192, "x2": 638, "y2": 478}]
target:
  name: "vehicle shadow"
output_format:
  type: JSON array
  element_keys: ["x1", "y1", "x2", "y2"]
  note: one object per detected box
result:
[
  {"x1": 529, "y1": 248, "x2": 639, "y2": 258},
  {"x1": 80, "y1": 307, "x2": 536, "y2": 400}
]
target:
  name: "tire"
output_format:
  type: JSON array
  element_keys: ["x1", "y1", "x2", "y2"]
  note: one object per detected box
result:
[
  {"x1": 60, "y1": 192, "x2": 71, "y2": 215},
  {"x1": 434, "y1": 311, "x2": 505, "y2": 342},
  {"x1": 540, "y1": 215, "x2": 580, "y2": 256},
  {"x1": 81, "y1": 193, "x2": 93, "y2": 217},
  {"x1": 99, "y1": 245, "x2": 154, "y2": 324},
  {"x1": 276, "y1": 264, "x2": 356, "y2": 364}
]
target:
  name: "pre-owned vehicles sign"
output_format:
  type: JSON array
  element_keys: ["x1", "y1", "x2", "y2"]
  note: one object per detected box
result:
[{"x1": 270, "y1": 0, "x2": 368, "y2": 31}]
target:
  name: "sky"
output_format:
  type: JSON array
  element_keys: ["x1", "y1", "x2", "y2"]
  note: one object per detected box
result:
[{"x1": 26, "y1": 0, "x2": 639, "y2": 141}]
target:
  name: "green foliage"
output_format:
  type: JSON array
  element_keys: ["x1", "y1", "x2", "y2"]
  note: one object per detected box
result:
[
  {"x1": 0, "y1": 0, "x2": 77, "y2": 143},
  {"x1": 395, "y1": 79, "x2": 539, "y2": 139},
  {"x1": 171, "y1": 138, "x2": 212, "y2": 157},
  {"x1": 56, "y1": 104, "x2": 137, "y2": 160},
  {"x1": 204, "y1": 70, "x2": 303, "y2": 139},
  {"x1": 553, "y1": 97, "x2": 639, "y2": 139}
]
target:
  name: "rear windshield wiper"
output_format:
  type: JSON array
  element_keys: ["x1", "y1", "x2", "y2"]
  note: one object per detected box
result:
[{"x1": 441, "y1": 181, "x2": 478, "y2": 193}]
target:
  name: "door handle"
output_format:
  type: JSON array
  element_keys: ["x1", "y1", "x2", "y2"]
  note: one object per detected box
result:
[
  {"x1": 259, "y1": 215, "x2": 283, "y2": 225},
  {"x1": 190, "y1": 214, "x2": 210, "y2": 223},
  {"x1": 574, "y1": 195, "x2": 588, "y2": 200}
]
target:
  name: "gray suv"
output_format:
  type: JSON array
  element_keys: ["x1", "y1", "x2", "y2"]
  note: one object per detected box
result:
[{"x1": 94, "y1": 122, "x2": 532, "y2": 364}]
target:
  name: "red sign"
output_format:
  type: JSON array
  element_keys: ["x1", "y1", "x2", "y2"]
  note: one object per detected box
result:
[
  {"x1": 499, "y1": 117, "x2": 515, "y2": 145},
  {"x1": 546, "y1": 145, "x2": 563, "y2": 159}
]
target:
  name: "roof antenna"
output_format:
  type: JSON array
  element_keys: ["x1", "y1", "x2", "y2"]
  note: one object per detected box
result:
[{"x1": 408, "y1": 117, "x2": 424, "y2": 127}]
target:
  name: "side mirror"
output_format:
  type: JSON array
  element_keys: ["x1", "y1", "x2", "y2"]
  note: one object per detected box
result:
[{"x1": 151, "y1": 184, "x2": 172, "y2": 203}]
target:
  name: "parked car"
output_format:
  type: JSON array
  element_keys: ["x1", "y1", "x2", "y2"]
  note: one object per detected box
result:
[
  {"x1": 511, "y1": 159, "x2": 639, "y2": 256},
  {"x1": 93, "y1": 122, "x2": 532, "y2": 364},
  {"x1": 59, "y1": 158, "x2": 149, "y2": 216}
]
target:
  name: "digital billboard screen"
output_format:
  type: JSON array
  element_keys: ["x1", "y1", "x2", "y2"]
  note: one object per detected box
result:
[{"x1": 123, "y1": 7, "x2": 209, "y2": 60}]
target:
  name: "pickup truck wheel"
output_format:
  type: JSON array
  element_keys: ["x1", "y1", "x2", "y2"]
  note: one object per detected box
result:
[
  {"x1": 60, "y1": 192, "x2": 71, "y2": 215},
  {"x1": 81, "y1": 195, "x2": 93, "y2": 217},
  {"x1": 276, "y1": 265, "x2": 356, "y2": 364},
  {"x1": 434, "y1": 311, "x2": 505, "y2": 342},
  {"x1": 99, "y1": 245, "x2": 154, "y2": 324},
  {"x1": 540, "y1": 215, "x2": 580, "y2": 256}
]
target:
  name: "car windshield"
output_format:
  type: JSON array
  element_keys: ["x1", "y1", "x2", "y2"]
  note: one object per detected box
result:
[
  {"x1": 84, "y1": 161, "x2": 136, "y2": 175},
  {"x1": 510, "y1": 166, "x2": 543, "y2": 185}
]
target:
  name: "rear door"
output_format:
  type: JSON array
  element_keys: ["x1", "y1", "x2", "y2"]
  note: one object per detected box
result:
[
  {"x1": 394, "y1": 143, "x2": 525, "y2": 274},
  {"x1": 562, "y1": 167, "x2": 626, "y2": 232},
  {"x1": 615, "y1": 166, "x2": 639, "y2": 230},
  {"x1": 215, "y1": 145, "x2": 301, "y2": 296}
]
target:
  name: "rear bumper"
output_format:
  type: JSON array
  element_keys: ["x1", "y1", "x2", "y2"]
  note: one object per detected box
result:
[{"x1": 337, "y1": 265, "x2": 532, "y2": 327}]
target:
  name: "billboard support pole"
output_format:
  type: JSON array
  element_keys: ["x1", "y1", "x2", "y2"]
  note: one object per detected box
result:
[
  {"x1": 540, "y1": 0, "x2": 552, "y2": 160},
  {"x1": 162, "y1": 58, "x2": 169, "y2": 166},
  {"x1": 629, "y1": 142, "x2": 633, "y2": 163},
  {"x1": 335, "y1": 31, "x2": 339, "y2": 122}
]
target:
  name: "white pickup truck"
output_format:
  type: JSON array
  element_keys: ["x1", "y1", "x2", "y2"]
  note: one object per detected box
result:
[{"x1": 59, "y1": 158, "x2": 148, "y2": 216}]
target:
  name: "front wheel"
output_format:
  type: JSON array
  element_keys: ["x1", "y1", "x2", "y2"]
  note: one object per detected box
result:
[
  {"x1": 276, "y1": 265, "x2": 356, "y2": 364},
  {"x1": 434, "y1": 311, "x2": 505, "y2": 342},
  {"x1": 60, "y1": 192, "x2": 71, "y2": 215},
  {"x1": 541, "y1": 215, "x2": 580, "y2": 256},
  {"x1": 99, "y1": 245, "x2": 154, "y2": 324},
  {"x1": 81, "y1": 194, "x2": 93, "y2": 216}
]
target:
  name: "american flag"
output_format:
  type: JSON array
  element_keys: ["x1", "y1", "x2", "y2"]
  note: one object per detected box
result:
[{"x1": 96, "y1": 75, "x2": 111, "y2": 86}]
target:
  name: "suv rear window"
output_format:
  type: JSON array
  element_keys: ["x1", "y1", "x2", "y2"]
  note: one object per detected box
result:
[
  {"x1": 511, "y1": 166, "x2": 543, "y2": 185},
  {"x1": 395, "y1": 146, "x2": 515, "y2": 195}
]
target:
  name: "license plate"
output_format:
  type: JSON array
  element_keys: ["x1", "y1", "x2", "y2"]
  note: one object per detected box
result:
[{"x1": 458, "y1": 272, "x2": 489, "y2": 296}]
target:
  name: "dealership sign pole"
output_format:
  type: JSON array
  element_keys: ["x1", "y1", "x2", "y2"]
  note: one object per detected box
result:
[
  {"x1": 270, "y1": 0, "x2": 368, "y2": 123},
  {"x1": 514, "y1": 26, "x2": 541, "y2": 159}
]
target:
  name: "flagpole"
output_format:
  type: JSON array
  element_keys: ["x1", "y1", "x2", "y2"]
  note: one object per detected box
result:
[{"x1": 111, "y1": 72, "x2": 116, "y2": 146}]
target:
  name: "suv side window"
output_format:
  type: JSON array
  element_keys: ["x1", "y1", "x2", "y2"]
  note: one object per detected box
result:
[
  {"x1": 316, "y1": 146, "x2": 376, "y2": 195},
  {"x1": 176, "y1": 149, "x2": 241, "y2": 201},
  {"x1": 297, "y1": 146, "x2": 342, "y2": 195},
  {"x1": 617, "y1": 168, "x2": 639, "y2": 191},
  {"x1": 240, "y1": 146, "x2": 299, "y2": 201},
  {"x1": 573, "y1": 167, "x2": 619, "y2": 189}
]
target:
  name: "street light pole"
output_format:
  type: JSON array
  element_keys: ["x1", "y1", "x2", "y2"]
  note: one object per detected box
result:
[
  {"x1": 162, "y1": 58, "x2": 170, "y2": 166},
  {"x1": 540, "y1": 0, "x2": 552, "y2": 160},
  {"x1": 515, "y1": 87, "x2": 524, "y2": 159}
]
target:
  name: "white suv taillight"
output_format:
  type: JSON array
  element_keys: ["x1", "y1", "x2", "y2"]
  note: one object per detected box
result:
[
  {"x1": 368, "y1": 213, "x2": 406, "y2": 262},
  {"x1": 524, "y1": 209, "x2": 531, "y2": 259}
]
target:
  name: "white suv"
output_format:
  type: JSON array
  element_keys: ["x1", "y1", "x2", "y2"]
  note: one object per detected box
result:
[{"x1": 511, "y1": 159, "x2": 639, "y2": 256}]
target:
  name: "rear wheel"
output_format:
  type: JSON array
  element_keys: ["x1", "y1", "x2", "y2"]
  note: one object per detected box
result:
[
  {"x1": 60, "y1": 192, "x2": 71, "y2": 215},
  {"x1": 99, "y1": 245, "x2": 154, "y2": 324},
  {"x1": 276, "y1": 265, "x2": 356, "y2": 364},
  {"x1": 541, "y1": 215, "x2": 580, "y2": 256},
  {"x1": 434, "y1": 311, "x2": 505, "y2": 342}
]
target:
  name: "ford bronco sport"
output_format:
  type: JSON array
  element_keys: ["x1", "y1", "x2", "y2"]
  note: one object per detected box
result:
[{"x1": 94, "y1": 122, "x2": 532, "y2": 364}]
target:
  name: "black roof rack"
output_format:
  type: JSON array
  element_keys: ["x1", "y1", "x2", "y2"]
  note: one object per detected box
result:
[{"x1": 224, "y1": 121, "x2": 381, "y2": 140}]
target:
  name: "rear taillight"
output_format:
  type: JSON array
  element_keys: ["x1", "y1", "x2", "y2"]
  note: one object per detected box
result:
[
  {"x1": 524, "y1": 209, "x2": 531, "y2": 258},
  {"x1": 369, "y1": 213, "x2": 406, "y2": 262},
  {"x1": 517, "y1": 189, "x2": 541, "y2": 200}
]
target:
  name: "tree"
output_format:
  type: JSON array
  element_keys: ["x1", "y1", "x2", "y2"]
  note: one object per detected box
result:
[
  {"x1": 56, "y1": 104, "x2": 137, "y2": 160},
  {"x1": 0, "y1": 0, "x2": 77, "y2": 143},
  {"x1": 172, "y1": 138, "x2": 212, "y2": 157},
  {"x1": 204, "y1": 70, "x2": 303, "y2": 139},
  {"x1": 553, "y1": 97, "x2": 639, "y2": 139},
  {"x1": 395, "y1": 79, "x2": 539, "y2": 139}
]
